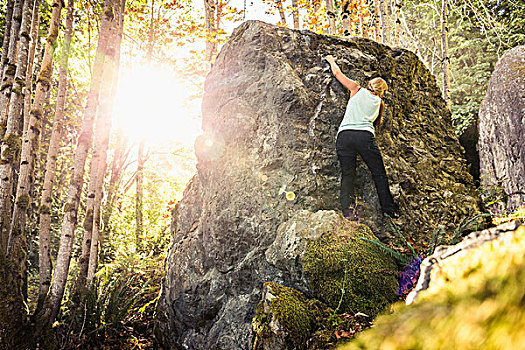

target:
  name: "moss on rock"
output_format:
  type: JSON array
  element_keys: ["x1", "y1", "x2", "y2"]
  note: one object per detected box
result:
[
  {"x1": 252, "y1": 282, "x2": 368, "y2": 349},
  {"x1": 340, "y1": 224, "x2": 525, "y2": 350},
  {"x1": 303, "y1": 221, "x2": 399, "y2": 318}
]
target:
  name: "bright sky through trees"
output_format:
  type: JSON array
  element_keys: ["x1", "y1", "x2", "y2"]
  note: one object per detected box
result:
[{"x1": 113, "y1": 64, "x2": 202, "y2": 146}]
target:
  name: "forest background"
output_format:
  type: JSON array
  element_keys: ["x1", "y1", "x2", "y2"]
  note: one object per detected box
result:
[{"x1": 0, "y1": 0, "x2": 523, "y2": 348}]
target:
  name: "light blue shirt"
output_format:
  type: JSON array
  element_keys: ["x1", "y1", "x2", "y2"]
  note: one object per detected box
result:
[{"x1": 338, "y1": 88, "x2": 381, "y2": 135}]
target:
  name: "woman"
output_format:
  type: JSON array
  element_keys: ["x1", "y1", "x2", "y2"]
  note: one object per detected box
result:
[{"x1": 325, "y1": 55, "x2": 398, "y2": 219}]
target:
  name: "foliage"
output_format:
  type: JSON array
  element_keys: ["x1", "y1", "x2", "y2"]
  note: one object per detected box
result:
[
  {"x1": 402, "y1": 0, "x2": 525, "y2": 135},
  {"x1": 56, "y1": 251, "x2": 165, "y2": 349},
  {"x1": 340, "y1": 224, "x2": 525, "y2": 350}
]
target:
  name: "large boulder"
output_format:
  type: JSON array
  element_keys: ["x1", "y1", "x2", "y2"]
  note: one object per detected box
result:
[
  {"x1": 156, "y1": 21, "x2": 484, "y2": 349},
  {"x1": 478, "y1": 45, "x2": 525, "y2": 212}
]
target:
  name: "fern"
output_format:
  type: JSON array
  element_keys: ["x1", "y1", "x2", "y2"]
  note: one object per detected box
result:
[
  {"x1": 386, "y1": 216, "x2": 417, "y2": 258},
  {"x1": 359, "y1": 237, "x2": 411, "y2": 265},
  {"x1": 450, "y1": 213, "x2": 491, "y2": 245}
]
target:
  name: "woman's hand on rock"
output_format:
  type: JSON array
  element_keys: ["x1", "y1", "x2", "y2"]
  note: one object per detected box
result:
[{"x1": 325, "y1": 55, "x2": 336, "y2": 64}]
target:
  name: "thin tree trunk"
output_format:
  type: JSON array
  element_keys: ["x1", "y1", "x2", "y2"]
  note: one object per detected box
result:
[
  {"x1": 83, "y1": 0, "x2": 126, "y2": 287},
  {"x1": 276, "y1": 0, "x2": 286, "y2": 26},
  {"x1": 40, "y1": 0, "x2": 115, "y2": 326},
  {"x1": 325, "y1": 0, "x2": 336, "y2": 34},
  {"x1": 87, "y1": 0, "x2": 126, "y2": 282},
  {"x1": 135, "y1": 139, "x2": 145, "y2": 250},
  {"x1": 0, "y1": 1, "x2": 34, "y2": 348},
  {"x1": 23, "y1": 0, "x2": 40, "y2": 135},
  {"x1": 145, "y1": 0, "x2": 155, "y2": 59},
  {"x1": 37, "y1": 0, "x2": 73, "y2": 307},
  {"x1": 0, "y1": 0, "x2": 34, "y2": 250},
  {"x1": 341, "y1": 1, "x2": 351, "y2": 36},
  {"x1": 204, "y1": 0, "x2": 217, "y2": 61},
  {"x1": 379, "y1": 0, "x2": 389, "y2": 45},
  {"x1": 291, "y1": 0, "x2": 300, "y2": 29},
  {"x1": 441, "y1": 0, "x2": 451, "y2": 108},
  {"x1": 0, "y1": 0, "x2": 24, "y2": 140},
  {"x1": 100, "y1": 134, "x2": 130, "y2": 246},
  {"x1": 373, "y1": 0, "x2": 381, "y2": 41},
  {"x1": 1, "y1": 0, "x2": 15, "y2": 66},
  {"x1": 394, "y1": 0, "x2": 400, "y2": 46}
]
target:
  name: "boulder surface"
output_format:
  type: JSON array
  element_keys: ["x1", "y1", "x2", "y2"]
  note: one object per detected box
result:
[
  {"x1": 478, "y1": 45, "x2": 525, "y2": 212},
  {"x1": 156, "y1": 21, "x2": 484, "y2": 349}
]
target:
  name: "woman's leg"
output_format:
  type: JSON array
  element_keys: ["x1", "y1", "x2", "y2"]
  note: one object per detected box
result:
[
  {"x1": 336, "y1": 131, "x2": 358, "y2": 212},
  {"x1": 357, "y1": 133, "x2": 397, "y2": 216}
]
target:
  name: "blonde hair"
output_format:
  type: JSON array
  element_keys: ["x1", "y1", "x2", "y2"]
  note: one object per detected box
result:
[{"x1": 368, "y1": 77, "x2": 388, "y2": 97}]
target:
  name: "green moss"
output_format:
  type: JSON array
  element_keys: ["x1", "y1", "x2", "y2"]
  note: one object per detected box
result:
[
  {"x1": 340, "y1": 225, "x2": 525, "y2": 350},
  {"x1": 39, "y1": 204, "x2": 51, "y2": 215},
  {"x1": 2, "y1": 133, "x2": 21, "y2": 162},
  {"x1": 15, "y1": 194, "x2": 31, "y2": 209},
  {"x1": 303, "y1": 222, "x2": 399, "y2": 318},
  {"x1": 252, "y1": 282, "x2": 370, "y2": 349}
]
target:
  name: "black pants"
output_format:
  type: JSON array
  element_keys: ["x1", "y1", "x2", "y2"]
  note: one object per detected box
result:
[{"x1": 336, "y1": 129, "x2": 395, "y2": 214}]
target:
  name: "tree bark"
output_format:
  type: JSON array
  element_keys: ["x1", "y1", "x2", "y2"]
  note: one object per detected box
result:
[
  {"x1": 325, "y1": 0, "x2": 336, "y2": 34},
  {"x1": 204, "y1": 0, "x2": 217, "y2": 61},
  {"x1": 0, "y1": 0, "x2": 34, "y2": 249},
  {"x1": 373, "y1": 0, "x2": 381, "y2": 41},
  {"x1": 0, "y1": 0, "x2": 24, "y2": 140},
  {"x1": 276, "y1": 0, "x2": 286, "y2": 26},
  {"x1": 0, "y1": 1, "x2": 35, "y2": 348},
  {"x1": 37, "y1": 0, "x2": 73, "y2": 307},
  {"x1": 40, "y1": 0, "x2": 115, "y2": 325},
  {"x1": 291, "y1": 0, "x2": 300, "y2": 29},
  {"x1": 83, "y1": 0, "x2": 126, "y2": 287},
  {"x1": 341, "y1": 1, "x2": 351, "y2": 36},
  {"x1": 22, "y1": 0, "x2": 40, "y2": 136},
  {"x1": 394, "y1": 0, "x2": 401, "y2": 46},
  {"x1": 1, "y1": 0, "x2": 15, "y2": 66},
  {"x1": 135, "y1": 139, "x2": 145, "y2": 250},
  {"x1": 379, "y1": 0, "x2": 389, "y2": 45},
  {"x1": 441, "y1": 0, "x2": 451, "y2": 108}
]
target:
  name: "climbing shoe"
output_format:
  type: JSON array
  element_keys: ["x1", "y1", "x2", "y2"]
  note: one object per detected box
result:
[{"x1": 342, "y1": 208, "x2": 358, "y2": 221}]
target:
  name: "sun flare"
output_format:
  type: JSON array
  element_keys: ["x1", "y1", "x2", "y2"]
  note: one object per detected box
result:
[{"x1": 113, "y1": 64, "x2": 202, "y2": 146}]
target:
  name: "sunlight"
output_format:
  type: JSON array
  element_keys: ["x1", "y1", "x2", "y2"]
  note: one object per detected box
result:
[{"x1": 113, "y1": 64, "x2": 202, "y2": 147}]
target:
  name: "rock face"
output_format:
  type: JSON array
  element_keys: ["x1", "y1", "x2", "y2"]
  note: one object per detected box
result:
[
  {"x1": 479, "y1": 46, "x2": 525, "y2": 212},
  {"x1": 156, "y1": 21, "x2": 484, "y2": 349}
]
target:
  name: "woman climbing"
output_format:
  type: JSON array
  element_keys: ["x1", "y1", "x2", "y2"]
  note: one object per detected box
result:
[{"x1": 325, "y1": 55, "x2": 399, "y2": 220}]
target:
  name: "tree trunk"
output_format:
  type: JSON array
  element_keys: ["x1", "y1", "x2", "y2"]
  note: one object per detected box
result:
[
  {"x1": 82, "y1": 0, "x2": 125, "y2": 287},
  {"x1": 276, "y1": 0, "x2": 286, "y2": 26},
  {"x1": 204, "y1": 0, "x2": 217, "y2": 61},
  {"x1": 379, "y1": 0, "x2": 389, "y2": 45},
  {"x1": 325, "y1": 0, "x2": 336, "y2": 34},
  {"x1": 341, "y1": 1, "x2": 351, "y2": 36},
  {"x1": 291, "y1": 0, "x2": 300, "y2": 29},
  {"x1": 441, "y1": 0, "x2": 451, "y2": 108},
  {"x1": 1, "y1": 0, "x2": 15, "y2": 66},
  {"x1": 373, "y1": 0, "x2": 381, "y2": 41},
  {"x1": 394, "y1": 0, "x2": 401, "y2": 46},
  {"x1": 22, "y1": 0, "x2": 40, "y2": 136},
  {"x1": 0, "y1": 1, "x2": 35, "y2": 347},
  {"x1": 0, "y1": 0, "x2": 24, "y2": 140},
  {"x1": 37, "y1": 0, "x2": 73, "y2": 307},
  {"x1": 40, "y1": 0, "x2": 116, "y2": 326},
  {"x1": 0, "y1": 0, "x2": 34, "y2": 249},
  {"x1": 100, "y1": 134, "x2": 130, "y2": 248},
  {"x1": 135, "y1": 139, "x2": 145, "y2": 250}
]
